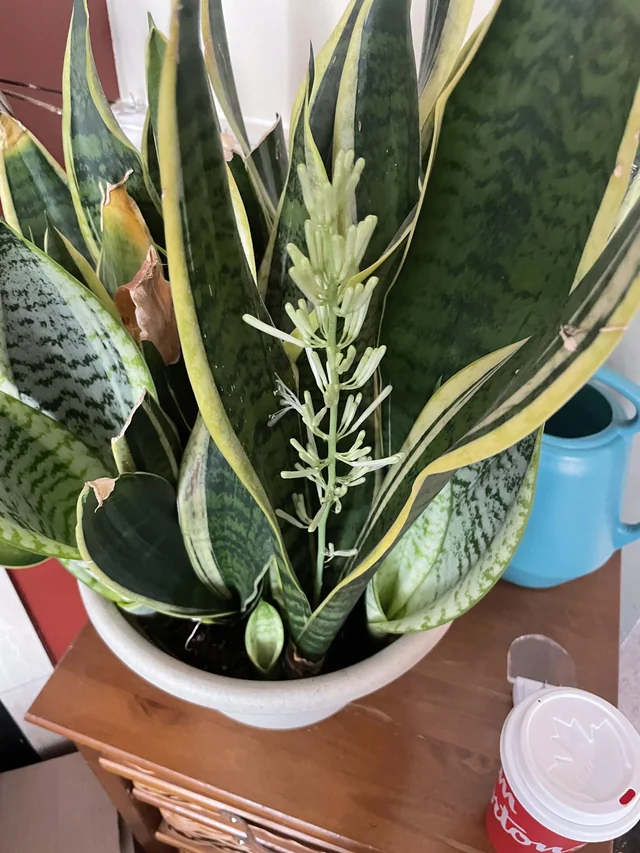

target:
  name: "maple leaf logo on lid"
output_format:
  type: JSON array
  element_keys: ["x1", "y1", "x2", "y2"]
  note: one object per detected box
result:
[{"x1": 547, "y1": 717, "x2": 629, "y2": 801}]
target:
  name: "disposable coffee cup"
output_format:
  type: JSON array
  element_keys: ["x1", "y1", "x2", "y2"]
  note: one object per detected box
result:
[{"x1": 486, "y1": 687, "x2": 640, "y2": 853}]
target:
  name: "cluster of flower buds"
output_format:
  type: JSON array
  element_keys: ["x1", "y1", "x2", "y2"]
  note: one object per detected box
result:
[{"x1": 243, "y1": 150, "x2": 402, "y2": 577}]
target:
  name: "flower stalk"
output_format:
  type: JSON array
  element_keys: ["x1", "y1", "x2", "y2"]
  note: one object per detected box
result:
[{"x1": 243, "y1": 150, "x2": 403, "y2": 606}]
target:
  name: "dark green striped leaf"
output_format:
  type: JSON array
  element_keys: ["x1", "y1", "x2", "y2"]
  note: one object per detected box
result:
[
  {"x1": 381, "y1": 0, "x2": 640, "y2": 455},
  {"x1": 0, "y1": 113, "x2": 90, "y2": 259},
  {"x1": 573, "y1": 85, "x2": 640, "y2": 286},
  {"x1": 178, "y1": 418, "x2": 311, "y2": 620},
  {"x1": 142, "y1": 17, "x2": 167, "y2": 198},
  {"x1": 261, "y1": 74, "x2": 310, "y2": 329},
  {"x1": 366, "y1": 432, "x2": 539, "y2": 634},
  {"x1": 0, "y1": 390, "x2": 107, "y2": 560},
  {"x1": 44, "y1": 221, "x2": 117, "y2": 315},
  {"x1": 0, "y1": 222, "x2": 154, "y2": 467},
  {"x1": 262, "y1": 0, "x2": 369, "y2": 324},
  {"x1": 44, "y1": 220, "x2": 87, "y2": 277},
  {"x1": 300, "y1": 188, "x2": 640, "y2": 658},
  {"x1": 297, "y1": 434, "x2": 538, "y2": 658},
  {"x1": 456, "y1": 199, "x2": 640, "y2": 454},
  {"x1": 619, "y1": 167, "x2": 640, "y2": 229},
  {"x1": 77, "y1": 472, "x2": 232, "y2": 618},
  {"x1": 228, "y1": 153, "x2": 270, "y2": 270},
  {"x1": 306, "y1": 0, "x2": 367, "y2": 167},
  {"x1": 333, "y1": 0, "x2": 420, "y2": 267},
  {"x1": 146, "y1": 17, "x2": 167, "y2": 140},
  {"x1": 201, "y1": 0, "x2": 249, "y2": 153},
  {"x1": 321, "y1": 0, "x2": 420, "y2": 569},
  {"x1": 419, "y1": 0, "x2": 455, "y2": 89},
  {"x1": 142, "y1": 116, "x2": 162, "y2": 202},
  {"x1": 63, "y1": 0, "x2": 163, "y2": 259},
  {"x1": 354, "y1": 193, "x2": 640, "y2": 588},
  {"x1": 418, "y1": 0, "x2": 475, "y2": 153},
  {"x1": 246, "y1": 116, "x2": 288, "y2": 211},
  {"x1": 97, "y1": 177, "x2": 153, "y2": 298},
  {"x1": 201, "y1": 0, "x2": 275, "y2": 223},
  {"x1": 227, "y1": 164, "x2": 259, "y2": 279},
  {"x1": 142, "y1": 341, "x2": 198, "y2": 444},
  {"x1": 159, "y1": 0, "x2": 302, "y2": 546},
  {"x1": 112, "y1": 391, "x2": 181, "y2": 485}
]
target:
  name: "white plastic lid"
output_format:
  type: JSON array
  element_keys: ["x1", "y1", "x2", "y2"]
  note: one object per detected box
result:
[{"x1": 501, "y1": 687, "x2": 640, "y2": 842}]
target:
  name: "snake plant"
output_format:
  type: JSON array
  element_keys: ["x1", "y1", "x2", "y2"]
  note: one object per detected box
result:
[{"x1": 0, "y1": 0, "x2": 638, "y2": 677}]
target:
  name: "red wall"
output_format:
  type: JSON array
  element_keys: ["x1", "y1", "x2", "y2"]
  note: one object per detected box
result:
[
  {"x1": 2, "y1": 1, "x2": 120, "y2": 664},
  {"x1": 1, "y1": 0, "x2": 119, "y2": 164},
  {"x1": 10, "y1": 562, "x2": 87, "y2": 664}
]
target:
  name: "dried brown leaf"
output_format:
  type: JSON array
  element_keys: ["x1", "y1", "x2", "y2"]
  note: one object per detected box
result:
[
  {"x1": 114, "y1": 246, "x2": 181, "y2": 365},
  {"x1": 221, "y1": 131, "x2": 240, "y2": 162},
  {"x1": 0, "y1": 112, "x2": 24, "y2": 149},
  {"x1": 88, "y1": 478, "x2": 116, "y2": 509}
]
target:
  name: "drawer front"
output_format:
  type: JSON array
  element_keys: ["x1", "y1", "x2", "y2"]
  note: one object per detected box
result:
[
  {"x1": 156, "y1": 819, "x2": 250, "y2": 853},
  {"x1": 99, "y1": 757, "x2": 372, "y2": 853},
  {"x1": 136, "y1": 786, "x2": 321, "y2": 853}
]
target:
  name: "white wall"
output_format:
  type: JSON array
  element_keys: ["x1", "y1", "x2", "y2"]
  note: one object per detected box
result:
[
  {"x1": 107, "y1": 0, "x2": 424, "y2": 124},
  {"x1": 107, "y1": 1, "x2": 495, "y2": 130},
  {"x1": 106, "y1": 0, "x2": 169, "y2": 106},
  {"x1": 107, "y1": 0, "x2": 640, "y2": 638}
]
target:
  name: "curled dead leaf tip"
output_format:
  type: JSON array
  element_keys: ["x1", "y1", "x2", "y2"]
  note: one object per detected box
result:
[
  {"x1": 0, "y1": 112, "x2": 24, "y2": 149},
  {"x1": 102, "y1": 168, "x2": 134, "y2": 208},
  {"x1": 114, "y1": 246, "x2": 181, "y2": 365},
  {"x1": 88, "y1": 478, "x2": 116, "y2": 510},
  {"x1": 559, "y1": 324, "x2": 585, "y2": 353},
  {"x1": 221, "y1": 131, "x2": 240, "y2": 162}
]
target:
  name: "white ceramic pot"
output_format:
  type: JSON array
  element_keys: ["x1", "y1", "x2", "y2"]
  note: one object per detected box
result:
[{"x1": 80, "y1": 585, "x2": 451, "y2": 730}]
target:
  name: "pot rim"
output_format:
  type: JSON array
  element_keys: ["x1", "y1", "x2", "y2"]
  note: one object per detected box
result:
[{"x1": 80, "y1": 584, "x2": 451, "y2": 712}]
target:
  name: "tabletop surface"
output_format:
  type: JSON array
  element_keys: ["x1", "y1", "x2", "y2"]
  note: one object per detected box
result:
[{"x1": 28, "y1": 557, "x2": 620, "y2": 853}]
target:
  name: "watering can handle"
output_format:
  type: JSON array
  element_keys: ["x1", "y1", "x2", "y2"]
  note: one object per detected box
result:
[{"x1": 595, "y1": 367, "x2": 640, "y2": 548}]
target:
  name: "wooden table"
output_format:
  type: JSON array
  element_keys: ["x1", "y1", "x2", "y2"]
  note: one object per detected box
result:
[{"x1": 27, "y1": 556, "x2": 620, "y2": 853}]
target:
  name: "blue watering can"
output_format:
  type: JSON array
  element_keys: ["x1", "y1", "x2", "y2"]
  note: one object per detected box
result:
[{"x1": 504, "y1": 366, "x2": 640, "y2": 588}]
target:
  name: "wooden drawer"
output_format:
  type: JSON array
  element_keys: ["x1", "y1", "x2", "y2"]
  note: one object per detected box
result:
[
  {"x1": 137, "y1": 786, "x2": 325, "y2": 853},
  {"x1": 156, "y1": 820, "x2": 267, "y2": 853},
  {"x1": 156, "y1": 820, "x2": 223, "y2": 852},
  {"x1": 99, "y1": 757, "x2": 373, "y2": 853},
  {"x1": 156, "y1": 818, "x2": 336, "y2": 853}
]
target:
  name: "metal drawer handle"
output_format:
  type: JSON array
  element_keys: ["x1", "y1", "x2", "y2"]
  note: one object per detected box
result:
[{"x1": 220, "y1": 811, "x2": 264, "y2": 853}]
